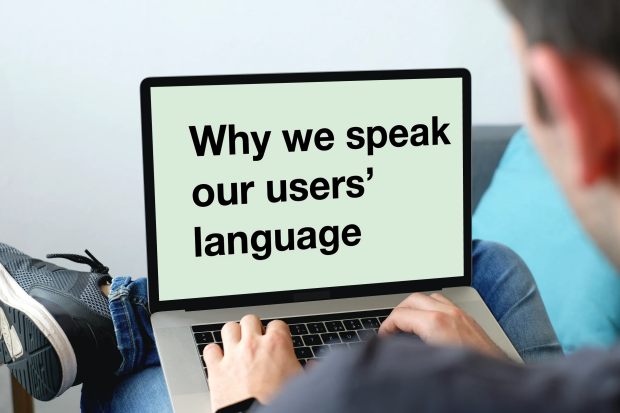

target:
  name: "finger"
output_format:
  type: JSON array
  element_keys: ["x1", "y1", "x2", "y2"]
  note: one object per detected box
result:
[
  {"x1": 265, "y1": 320, "x2": 293, "y2": 347},
  {"x1": 203, "y1": 342, "x2": 224, "y2": 367},
  {"x1": 240, "y1": 314, "x2": 264, "y2": 337},
  {"x1": 429, "y1": 293, "x2": 456, "y2": 306},
  {"x1": 305, "y1": 359, "x2": 319, "y2": 370},
  {"x1": 378, "y1": 307, "x2": 433, "y2": 336},
  {"x1": 398, "y1": 292, "x2": 448, "y2": 312},
  {"x1": 265, "y1": 319, "x2": 289, "y2": 335},
  {"x1": 221, "y1": 321, "x2": 242, "y2": 347}
]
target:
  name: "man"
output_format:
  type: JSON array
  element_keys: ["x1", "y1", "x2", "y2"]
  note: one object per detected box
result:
[
  {"x1": 238, "y1": 1, "x2": 620, "y2": 411},
  {"x1": 1, "y1": 0, "x2": 616, "y2": 411}
]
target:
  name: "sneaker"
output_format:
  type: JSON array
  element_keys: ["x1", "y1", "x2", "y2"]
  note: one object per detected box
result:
[{"x1": 0, "y1": 242, "x2": 121, "y2": 401}]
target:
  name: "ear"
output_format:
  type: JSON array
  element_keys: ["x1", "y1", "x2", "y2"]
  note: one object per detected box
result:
[{"x1": 528, "y1": 46, "x2": 620, "y2": 186}]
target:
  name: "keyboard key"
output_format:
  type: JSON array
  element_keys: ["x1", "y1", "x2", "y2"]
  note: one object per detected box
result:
[
  {"x1": 236, "y1": 309, "x2": 393, "y2": 331},
  {"x1": 213, "y1": 331, "x2": 222, "y2": 342},
  {"x1": 361, "y1": 318, "x2": 380, "y2": 329},
  {"x1": 294, "y1": 347, "x2": 313, "y2": 359},
  {"x1": 330, "y1": 343, "x2": 349, "y2": 352},
  {"x1": 302, "y1": 334, "x2": 323, "y2": 346},
  {"x1": 378, "y1": 316, "x2": 387, "y2": 324},
  {"x1": 325, "y1": 321, "x2": 345, "y2": 332},
  {"x1": 312, "y1": 345, "x2": 331, "y2": 357},
  {"x1": 343, "y1": 319, "x2": 363, "y2": 330},
  {"x1": 292, "y1": 336, "x2": 304, "y2": 347},
  {"x1": 200, "y1": 356, "x2": 206, "y2": 367},
  {"x1": 358, "y1": 329, "x2": 376, "y2": 342},
  {"x1": 307, "y1": 323, "x2": 327, "y2": 334},
  {"x1": 290, "y1": 324, "x2": 309, "y2": 335},
  {"x1": 200, "y1": 339, "x2": 223, "y2": 353},
  {"x1": 194, "y1": 332, "x2": 215, "y2": 344},
  {"x1": 299, "y1": 359, "x2": 307, "y2": 367},
  {"x1": 192, "y1": 323, "x2": 224, "y2": 333},
  {"x1": 349, "y1": 342, "x2": 365, "y2": 350},
  {"x1": 193, "y1": 325, "x2": 209, "y2": 333},
  {"x1": 339, "y1": 331, "x2": 360, "y2": 343},
  {"x1": 321, "y1": 332, "x2": 342, "y2": 344}
]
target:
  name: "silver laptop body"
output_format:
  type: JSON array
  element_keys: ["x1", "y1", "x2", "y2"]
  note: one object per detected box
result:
[{"x1": 139, "y1": 69, "x2": 521, "y2": 413}]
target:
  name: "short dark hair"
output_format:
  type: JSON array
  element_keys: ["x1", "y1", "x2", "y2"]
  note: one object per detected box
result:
[
  {"x1": 501, "y1": 0, "x2": 620, "y2": 70},
  {"x1": 501, "y1": 0, "x2": 620, "y2": 120}
]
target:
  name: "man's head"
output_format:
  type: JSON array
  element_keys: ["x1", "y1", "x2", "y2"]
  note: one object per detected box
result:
[{"x1": 501, "y1": 0, "x2": 620, "y2": 269}]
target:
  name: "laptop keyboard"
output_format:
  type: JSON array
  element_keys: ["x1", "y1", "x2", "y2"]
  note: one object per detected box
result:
[{"x1": 192, "y1": 308, "x2": 392, "y2": 379}]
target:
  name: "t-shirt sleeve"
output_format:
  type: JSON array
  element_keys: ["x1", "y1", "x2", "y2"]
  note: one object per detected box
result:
[{"x1": 258, "y1": 337, "x2": 620, "y2": 413}]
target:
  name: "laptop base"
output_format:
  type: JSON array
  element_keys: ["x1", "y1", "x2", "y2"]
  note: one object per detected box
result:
[{"x1": 153, "y1": 287, "x2": 520, "y2": 413}]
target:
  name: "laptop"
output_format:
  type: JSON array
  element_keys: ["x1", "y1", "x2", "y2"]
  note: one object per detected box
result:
[{"x1": 139, "y1": 69, "x2": 521, "y2": 413}]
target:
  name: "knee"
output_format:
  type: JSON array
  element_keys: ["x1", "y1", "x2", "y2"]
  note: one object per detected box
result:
[
  {"x1": 473, "y1": 240, "x2": 535, "y2": 287},
  {"x1": 474, "y1": 240, "x2": 525, "y2": 268}
]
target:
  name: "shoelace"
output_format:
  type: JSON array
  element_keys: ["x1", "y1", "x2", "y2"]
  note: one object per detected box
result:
[{"x1": 46, "y1": 250, "x2": 110, "y2": 275}]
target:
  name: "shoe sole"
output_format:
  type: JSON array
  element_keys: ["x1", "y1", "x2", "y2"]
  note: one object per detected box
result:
[{"x1": 0, "y1": 262, "x2": 76, "y2": 401}]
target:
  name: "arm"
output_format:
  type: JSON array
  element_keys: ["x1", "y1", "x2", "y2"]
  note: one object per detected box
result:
[
  {"x1": 259, "y1": 339, "x2": 620, "y2": 413},
  {"x1": 204, "y1": 293, "x2": 620, "y2": 412},
  {"x1": 203, "y1": 293, "x2": 510, "y2": 411}
]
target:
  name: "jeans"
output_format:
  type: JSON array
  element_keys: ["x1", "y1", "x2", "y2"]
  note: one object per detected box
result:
[
  {"x1": 80, "y1": 240, "x2": 563, "y2": 412},
  {"x1": 80, "y1": 276, "x2": 172, "y2": 412},
  {"x1": 471, "y1": 240, "x2": 563, "y2": 363}
]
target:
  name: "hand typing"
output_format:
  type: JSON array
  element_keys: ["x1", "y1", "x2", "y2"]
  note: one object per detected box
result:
[
  {"x1": 379, "y1": 293, "x2": 506, "y2": 359},
  {"x1": 203, "y1": 315, "x2": 303, "y2": 412}
]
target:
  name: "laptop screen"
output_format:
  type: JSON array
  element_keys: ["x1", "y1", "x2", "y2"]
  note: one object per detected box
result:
[{"x1": 146, "y1": 72, "x2": 466, "y2": 303}]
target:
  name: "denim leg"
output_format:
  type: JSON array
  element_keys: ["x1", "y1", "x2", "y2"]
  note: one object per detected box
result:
[
  {"x1": 107, "y1": 277, "x2": 160, "y2": 375},
  {"x1": 80, "y1": 277, "x2": 172, "y2": 413},
  {"x1": 472, "y1": 240, "x2": 564, "y2": 363},
  {"x1": 80, "y1": 365, "x2": 172, "y2": 413}
]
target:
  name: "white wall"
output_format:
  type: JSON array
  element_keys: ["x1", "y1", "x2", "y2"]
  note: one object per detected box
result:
[
  {"x1": 0, "y1": 0, "x2": 522, "y2": 278},
  {"x1": 0, "y1": 364, "x2": 82, "y2": 413}
]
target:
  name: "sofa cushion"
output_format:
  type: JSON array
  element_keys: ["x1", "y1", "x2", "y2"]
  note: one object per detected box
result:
[{"x1": 473, "y1": 127, "x2": 620, "y2": 353}]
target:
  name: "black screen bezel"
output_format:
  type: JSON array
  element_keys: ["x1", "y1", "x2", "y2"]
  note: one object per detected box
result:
[{"x1": 140, "y1": 68, "x2": 472, "y2": 314}]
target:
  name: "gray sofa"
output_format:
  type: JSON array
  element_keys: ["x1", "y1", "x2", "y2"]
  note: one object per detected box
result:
[{"x1": 471, "y1": 125, "x2": 520, "y2": 212}]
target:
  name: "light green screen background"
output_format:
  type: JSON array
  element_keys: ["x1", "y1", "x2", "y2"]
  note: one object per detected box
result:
[{"x1": 150, "y1": 78, "x2": 464, "y2": 301}]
